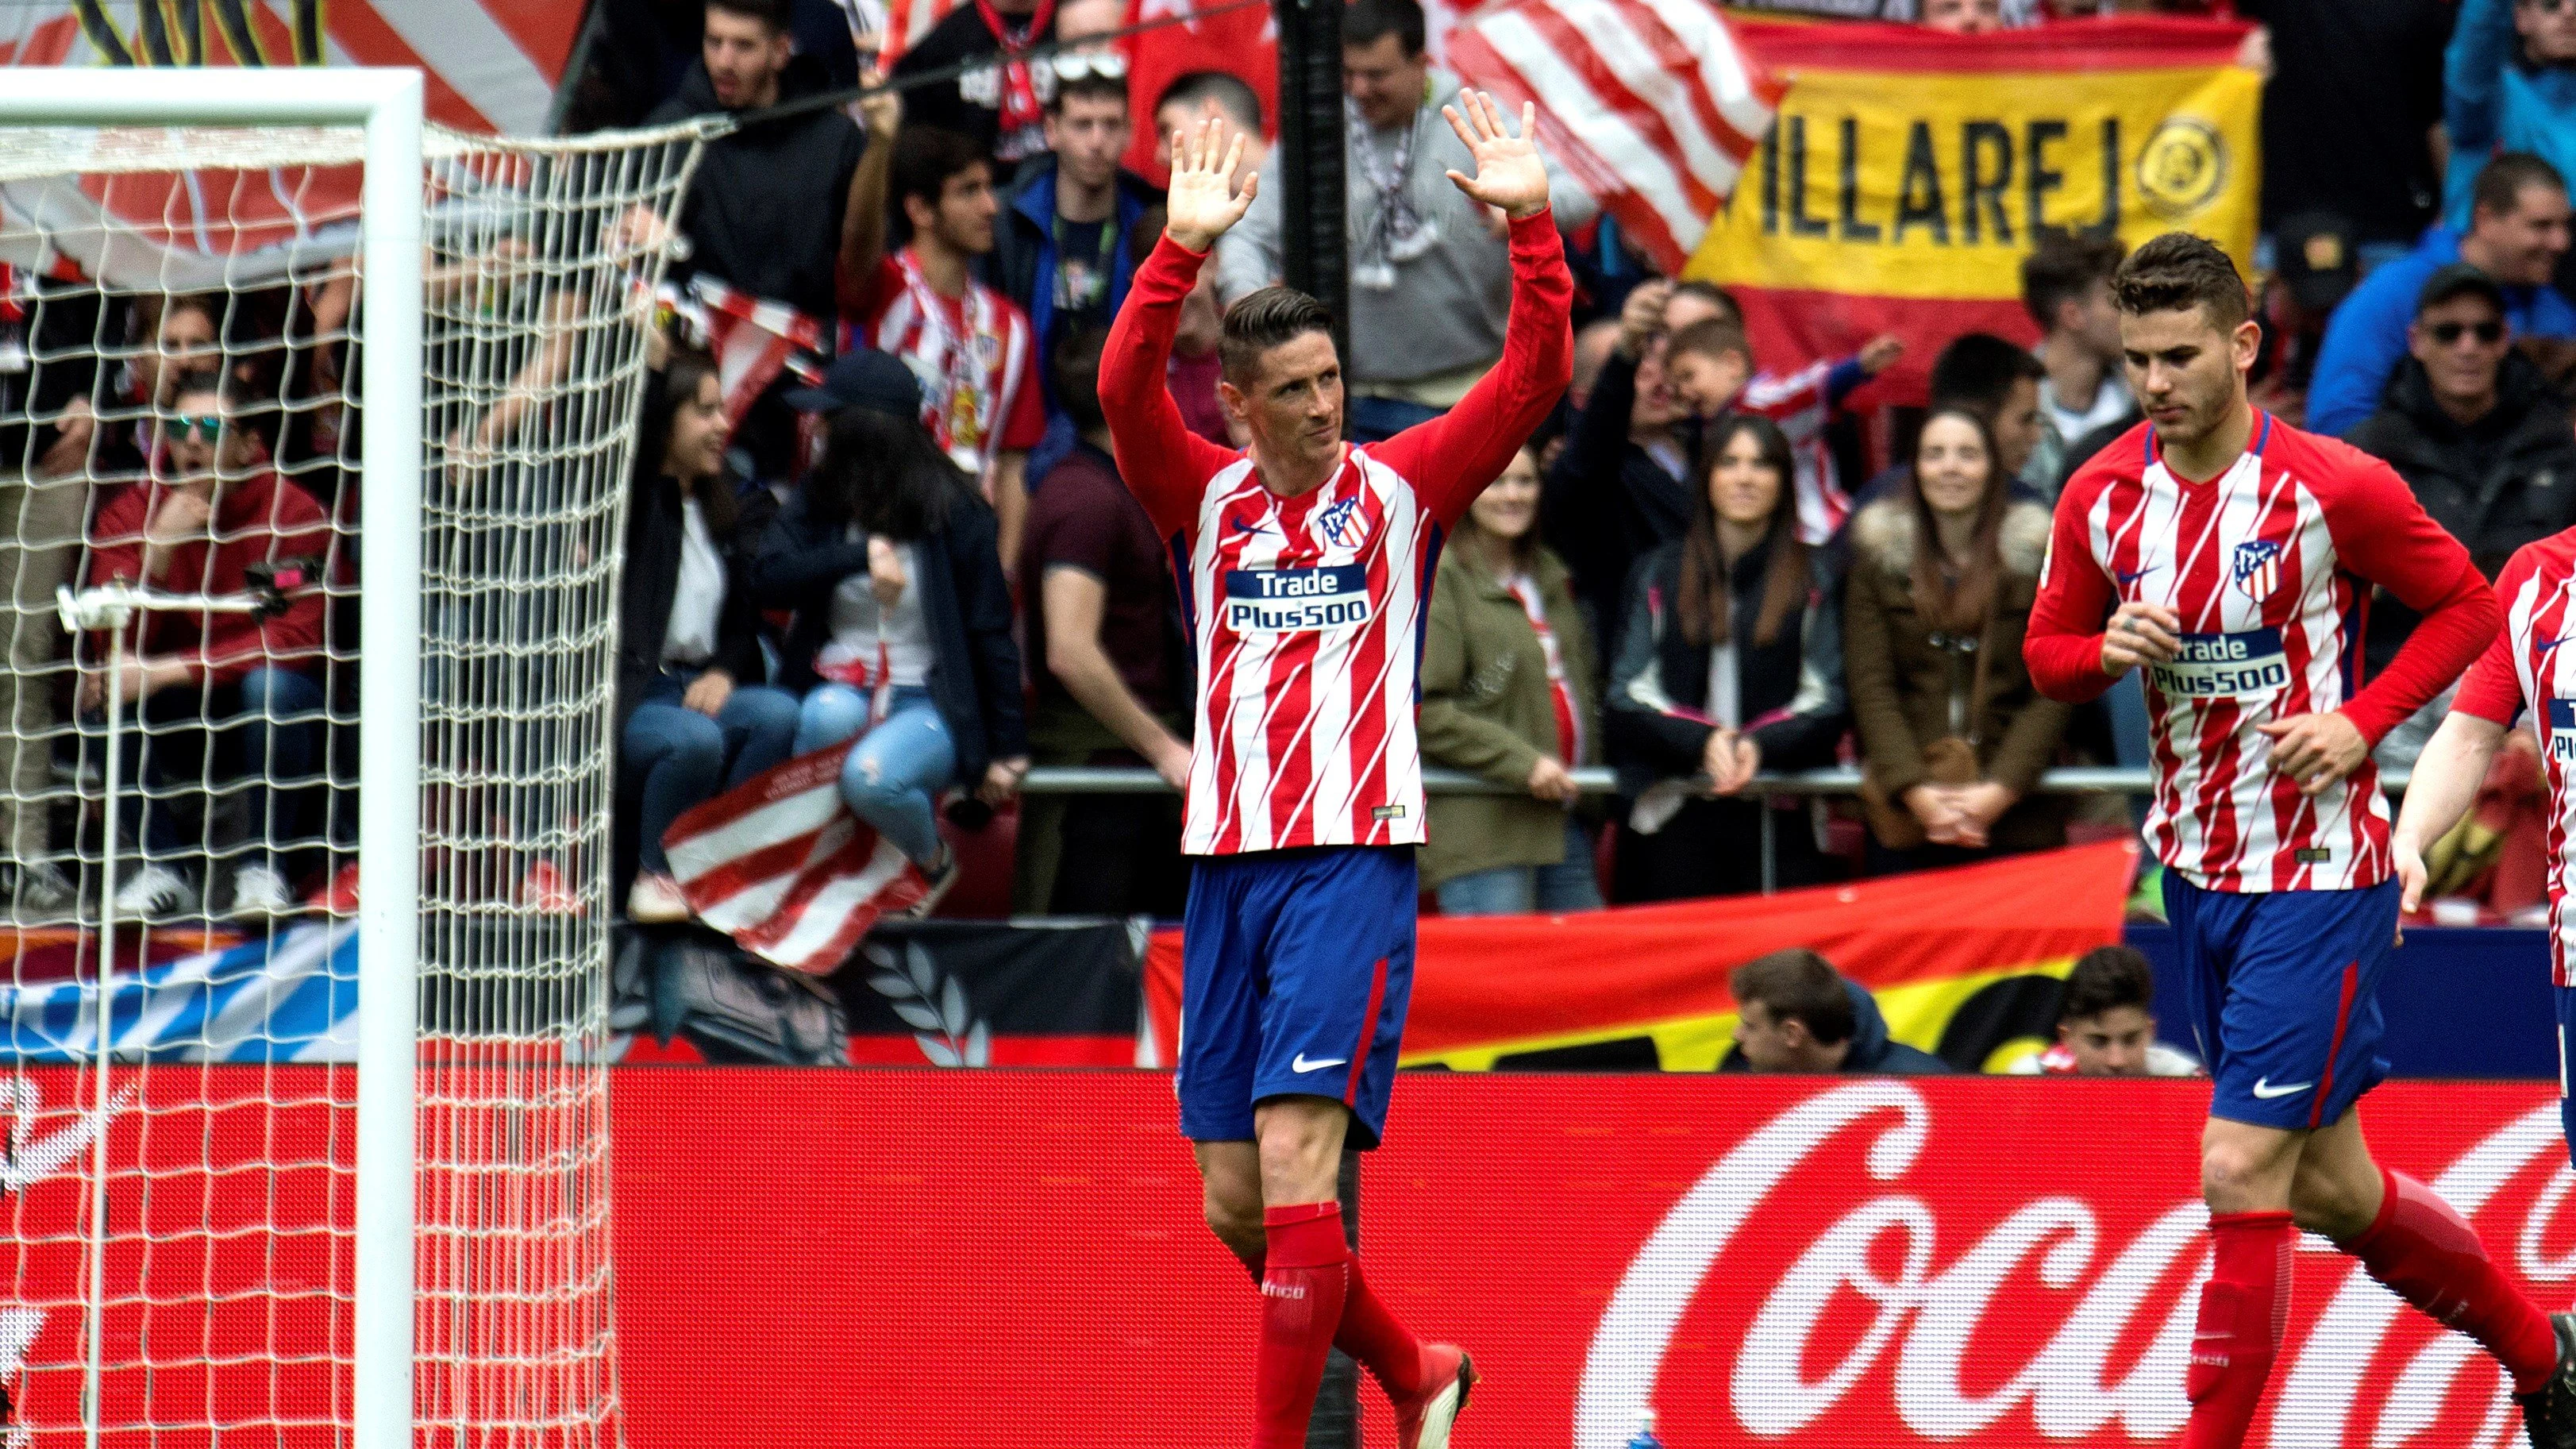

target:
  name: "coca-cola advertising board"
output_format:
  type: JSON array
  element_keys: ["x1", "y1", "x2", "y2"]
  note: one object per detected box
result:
[{"x1": 610, "y1": 1069, "x2": 2576, "y2": 1448}]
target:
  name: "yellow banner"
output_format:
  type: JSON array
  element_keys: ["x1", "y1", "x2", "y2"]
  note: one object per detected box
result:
[{"x1": 1691, "y1": 59, "x2": 2261, "y2": 302}]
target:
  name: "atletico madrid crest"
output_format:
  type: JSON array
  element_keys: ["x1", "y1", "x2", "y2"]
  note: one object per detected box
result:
[{"x1": 2231, "y1": 538, "x2": 2282, "y2": 602}]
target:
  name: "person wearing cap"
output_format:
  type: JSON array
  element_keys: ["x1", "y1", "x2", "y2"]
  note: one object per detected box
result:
[
  {"x1": 2308, "y1": 152, "x2": 2576, "y2": 437},
  {"x1": 2348, "y1": 263, "x2": 2576, "y2": 658},
  {"x1": 753, "y1": 346, "x2": 1030, "y2": 913}
]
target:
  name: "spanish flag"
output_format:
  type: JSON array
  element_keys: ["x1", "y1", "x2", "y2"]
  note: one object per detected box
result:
[
  {"x1": 1691, "y1": 17, "x2": 2262, "y2": 404},
  {"x1": 1143, "y1": 841, "x2": 2135, "y2": 1074}
]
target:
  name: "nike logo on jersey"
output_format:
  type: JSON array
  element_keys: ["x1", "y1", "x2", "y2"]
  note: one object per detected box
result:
[
  {"x1": 1230, "y1": 514, "x2": 1279, "y2": 538},
  {"x1": 2114, "y1": 565, "x2": 2158, "y2": 588},
  {"x1": 2250, "y1": 1077, "x2": 2313, "y2": 1100},
  {"x1": 1291, "y1": 1054, "x2": 1347, "y2": 1073}
]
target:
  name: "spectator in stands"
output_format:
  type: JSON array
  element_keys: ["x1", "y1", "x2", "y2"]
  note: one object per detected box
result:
[
  {"x1": 2441, "y1": 0, "x2": 2576, "y2": 236},
  {"x1": 754, "y1": 353, "x2": 1028, "y2": 908},
  {"x1": 1724, "y1": 948, "x2": 1950, "y2": 1075},
  {"x1": 992, "y1": 71, "x2": 1154, "y2": 364},
  {"x1": 2022, "y1": 230, "x2": 2132, "y2": 493},
  {"x1": 1918, "y1": 0, "x2": 2004, "y2": 32},
  {"x1": 617, "y1": 349, "x2": 803, "y2": 924},
  {"x1": 1844, "y1": 407, "x2": 2070, "y2": 868},
  {"x1": 79, "y1": 373, "x2": 331, "y2": 920},
  {"x1": 1664, "y1": 316, "x2": 1904, "y2": 544},
  {"x1": 891, "y1": 0, "x2": 1058, "y2": 165},
  {"x1": 2006, "y1": 945, "x2": 2203, "y2": 1076},
  {"x1": 1569, "y1": 318, "x2": 1622, "y2": 413},
  {"x1": 1013, "y1": 326, "x2": 1189, "y2": 915},
  {"x1": 845, "y1": 124, "x2": 1048, "y2": 568},
  {"x1": 2308, "y1": 152, "x2": 2576, "y2": 437},
  {"x1": 0, "y1": 277, "x2": 101, "y2": 920},
  {"x1": 1421, "y1": 445, "x2": 1602, "y2": 915},
  {"x1": 2347, "y1": 264, "x2": 2576, "y2": 772},
  {"x1": 1542, "y1": 278, "x2": 1696, "y2": 665},
  {"x1": 1832, "y1": 333, "x2": 2050, "y2": 566},
  {"x1": 1661, "y1": 279, "x2": 1739, "y2": 335},
  {"x1": 1607, "y1": 414, "x2": 1846, "y2": 902},
  {"x1": 647, "y1": 0, "x2": 874, "y2": 480},
  {"x1": 1153, "y1": 71, "x2": 1268, "y2": 188},
  {"x1": 1212, "y1": 0, "x2": 1595, "y2": 441}
]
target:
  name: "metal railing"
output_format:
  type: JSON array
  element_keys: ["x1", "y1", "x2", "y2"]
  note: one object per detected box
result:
[{"x1": 1019, "y1": 765, "x2": 2418, "y2": 894}]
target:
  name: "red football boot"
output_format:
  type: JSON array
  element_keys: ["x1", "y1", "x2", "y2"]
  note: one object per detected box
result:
[{"x1": 1391, "y1": 1344, "x2": 1476, "y2": 1449}]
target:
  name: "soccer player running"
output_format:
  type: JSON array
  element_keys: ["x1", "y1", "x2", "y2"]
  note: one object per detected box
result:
[
  {"x1": 2025, "y1": 233, "x2": 2576, "y2": 1449},
  {"x1": 1099, "y1": 100, "x2": 1569, "y2": 1447}
]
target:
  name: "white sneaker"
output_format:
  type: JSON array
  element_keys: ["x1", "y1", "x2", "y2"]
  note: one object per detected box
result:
[
  {"x1": 10, "y1": 861, "x2": 78, "y2": 923},
  {"x1": 625, "y1": 872, "x2": 691, "y2": 924},
  {"x1": 905, "y1": 848, "x2": 961, "y2": 919},
  {"x1": 229, "y1": 863, "x2": 294, "y2": 919},
  {"x1": 110, "y1": 863, "x2": 198, "y2": 922}
]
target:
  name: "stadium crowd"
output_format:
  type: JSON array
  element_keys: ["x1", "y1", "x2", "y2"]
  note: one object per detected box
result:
[{"x1": 0, "y1": 0, "x2": 2568, "y2": 972}]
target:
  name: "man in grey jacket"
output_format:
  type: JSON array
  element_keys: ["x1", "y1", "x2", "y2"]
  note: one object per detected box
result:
[{"x1": 1213, "y1": 0, "x2": 1595, "y2": 441}]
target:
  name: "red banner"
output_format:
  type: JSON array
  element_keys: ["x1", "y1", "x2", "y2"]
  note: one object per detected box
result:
[{"x1": 612, "y1": 1069, "x2": 2576, "y2": 1449}]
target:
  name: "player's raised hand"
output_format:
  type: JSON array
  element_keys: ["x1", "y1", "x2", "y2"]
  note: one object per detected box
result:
[
  {"x1": 2099, "y1": 601, "x2": 2181, "y2": 676},
  {"x1": 1442, "y1": 90, "x2": 1551, "y2": 222},
  {"x1": 2257, "y1": 711, "x2": 2369, "y2": 796},
  {"x1": 1163, "y1": 118, "x2": 1257, "y2": 253}
]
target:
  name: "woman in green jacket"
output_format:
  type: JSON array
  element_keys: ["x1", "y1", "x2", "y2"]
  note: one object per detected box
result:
[{"x1": 1420, "y1": 445, "x2": 1605, "y2": 914}]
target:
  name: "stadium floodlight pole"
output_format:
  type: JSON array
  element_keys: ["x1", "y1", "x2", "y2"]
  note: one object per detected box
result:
[
  {"x1": 0, "y1": 67, "x2": 425, "y2": 1449},
  {"x1": 1274, "y1": 0, "x2": 1350, "y2": 362}
]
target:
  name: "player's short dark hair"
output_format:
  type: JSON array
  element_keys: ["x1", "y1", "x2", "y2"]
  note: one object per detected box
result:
[
  {"x1": 1052, "y1": 324, "x2": 1111, "y2": 433},
  {"x1": 2058, "y1": 946, "x2": 2155, "y2": 1024},
  {"x1": 1731, "y1": 949, "x2": 1855, "y2": 1046},
  {"x1": 892, "y1": 126, "x2": 990, "y2": 214},
  {"x1": 1219, "y1": 286, "x2": 1334, "y2": 382},
  {"x1": 2112, "y1": 232, "x2": 2250, "y2": 331},
  {"x1": 2472, "y1": 152, "x2": 2567, "y2": 220},
  {"x1": 1667, "y1": 317, "x2": 1750, "y2": 365},
  {"x1": 2022, "y1": 228, "x2": 2127, "y2": 332},
  {"x1": 1670, "y1": 279, "x2": 1742, "y2": 329},
  {"x1": 705, "y1": 0, "x2": 792, "y2": 33},
  {"x1": 1927, "y1": 332, "x2": 2045, "y2": 414},
  {"x1": 1157, "y1": 71, "x2": 1264, "y2": 134},
  {"x1": 1049, "y1": 70, "x2": 1130, "y2": 113},
  {"x1": 1342, "y1": 0, "x2": 1427, "y2": 56}
]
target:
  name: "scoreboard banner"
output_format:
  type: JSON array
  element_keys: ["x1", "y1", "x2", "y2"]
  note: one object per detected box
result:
[
  {"x1": 1686, "y1": 17, "x2": 2262, "y2": 407},
  {"x1": 1144, "y1": 840, "x2": 2133, "y2": 1073},
  {"x1": 614, "y1": 1069, "x2": 2576, "y2": 1449}
]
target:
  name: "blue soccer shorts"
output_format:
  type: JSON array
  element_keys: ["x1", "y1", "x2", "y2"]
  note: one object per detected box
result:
[
  {"x1": 2558, "y1": 985, "x2": 2576, "y2": 1168},
  {"x1": 2164, "y1": 873, "x2": 2398, "y2": 1131},
  {"x1": 1177, "y1": 845, "x2": 1418, "y2": 1150}
]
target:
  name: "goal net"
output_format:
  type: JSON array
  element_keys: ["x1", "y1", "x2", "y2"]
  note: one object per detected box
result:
[{"x1": 0, "y1": 79, "x2": 706, "y2": 1449}]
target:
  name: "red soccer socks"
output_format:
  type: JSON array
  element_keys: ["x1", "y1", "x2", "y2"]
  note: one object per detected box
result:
[
  {"x1": 2347, "y1": 1167, "x2": 2559, "y2": 1394},
  {"x1": 2185, "y1": 1211, "x2": 2293, "y2": 1449},
  {"x1": 1253, "y1": 1204, "x2": 1350, "y2": 1449},
  {"x1": 1338, "y1": 1257, "x2": 1429, "y2": 1399}
]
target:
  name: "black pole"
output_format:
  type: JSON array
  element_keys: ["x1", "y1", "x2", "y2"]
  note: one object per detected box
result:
[{"x1": 1274, "y1": 0, "x2": 1350, "y2": 363}]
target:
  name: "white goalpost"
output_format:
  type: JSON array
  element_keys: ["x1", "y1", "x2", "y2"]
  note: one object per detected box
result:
[{"x1": 0, "y1": 67, "x2": 705, "y2": 1449}]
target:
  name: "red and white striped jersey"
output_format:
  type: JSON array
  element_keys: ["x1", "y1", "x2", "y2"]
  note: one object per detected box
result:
[
  {"x1": 1099, "y1": 213, "x2": 1573, "y2": 856},
  {"x1": 2452, "y1": 530, "x2": 2576, "y2": 985},
  {"x1": 1737, "y1": 359, "x2": 1850, "y2": 545},
  {"x1": 845, "y1": 250, "x2": 1048, "y2": 478},
  {"x1": 2027, "y1": 414, "x2": 2493, "y2": 893}
]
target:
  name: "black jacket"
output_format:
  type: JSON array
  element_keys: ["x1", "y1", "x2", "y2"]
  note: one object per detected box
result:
[
  {"x1": 1604, "y1": 533, "x2": 1847, "y2": 796},
  {"x1": 749, "y1": 491, "x2": 1030, "y2": 781},
  {"x1": 1542, "y1": 349, "x2": 1695, "y2": 669},
  {"x1": 2346, "y1": 352, "x2": 2576, "y2": 667},
  {"x1": 648, "y1": 54, "x2": 867, "y2": 323},
  {"x1": 614, "y1": 472, "x2": 777, "y2": 734},
  {"x1": 1719, "y1": 977, "x2": 1953, "y2": 1075}
]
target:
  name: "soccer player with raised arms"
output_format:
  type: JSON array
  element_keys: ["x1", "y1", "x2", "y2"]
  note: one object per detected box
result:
[
  {"x1": 2026, "y1": 233, "x2": 2576, "y2": 1447},
  {"x1": 1098, "y1": 99, "x2": 1569, "y2": 1447}
]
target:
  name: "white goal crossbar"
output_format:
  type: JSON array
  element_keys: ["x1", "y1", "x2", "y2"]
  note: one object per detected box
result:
[{"x1": 0, "y1": 67, "x2": 425, "y2": 1449}]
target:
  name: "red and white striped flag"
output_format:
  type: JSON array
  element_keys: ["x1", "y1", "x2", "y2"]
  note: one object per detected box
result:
[
  {"x1": 661, "y1": 742, "x2": 930, "y2": 976},
  {"x1": 678, "y1": 274, "x2": 826, "y2": 429},
  {"x1": 1447, "y1": 0, "x2": 1782, "y2": 274}
]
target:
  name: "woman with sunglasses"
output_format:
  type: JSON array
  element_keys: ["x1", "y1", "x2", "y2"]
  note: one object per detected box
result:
[{"x1": 75, "y1": 372, "x2": 334, "y2": 921}]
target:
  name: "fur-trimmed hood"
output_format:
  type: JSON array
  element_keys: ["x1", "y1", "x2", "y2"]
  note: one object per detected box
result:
[{"x1": 1849, "y1": 496, "x2": 2053, "y2": 582}]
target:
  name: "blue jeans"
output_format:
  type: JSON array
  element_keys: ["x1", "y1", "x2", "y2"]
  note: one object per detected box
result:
[
  {"x1": 622, "y1": 670, "x2": 801, "y2": 872},
  {"x1": 102, "y1": 665, "x2": 325, "y2": 872},
  {"x1": 1345, "y1": 395, "x2": 1445, "y2": 444},
  {"x1": 1434, "y1": 818, "x2": 1604, "y2": 916},
  {"x1": 796, "y1": 683, "x2": 957, "y2": 866}
]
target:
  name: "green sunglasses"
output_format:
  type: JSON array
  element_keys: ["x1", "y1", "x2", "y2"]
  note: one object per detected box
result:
[{"x1": 165, "y1": 414, "x2": 222, "y2": 442}]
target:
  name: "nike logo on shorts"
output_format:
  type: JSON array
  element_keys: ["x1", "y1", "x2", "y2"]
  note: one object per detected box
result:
[
  {"x1": 1292, "y1": 1054, "x2": 1347, "y2": 1073},
  {"x1": 2251, "y1": 1077, "x2": 2314, "y2": 1100}
]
